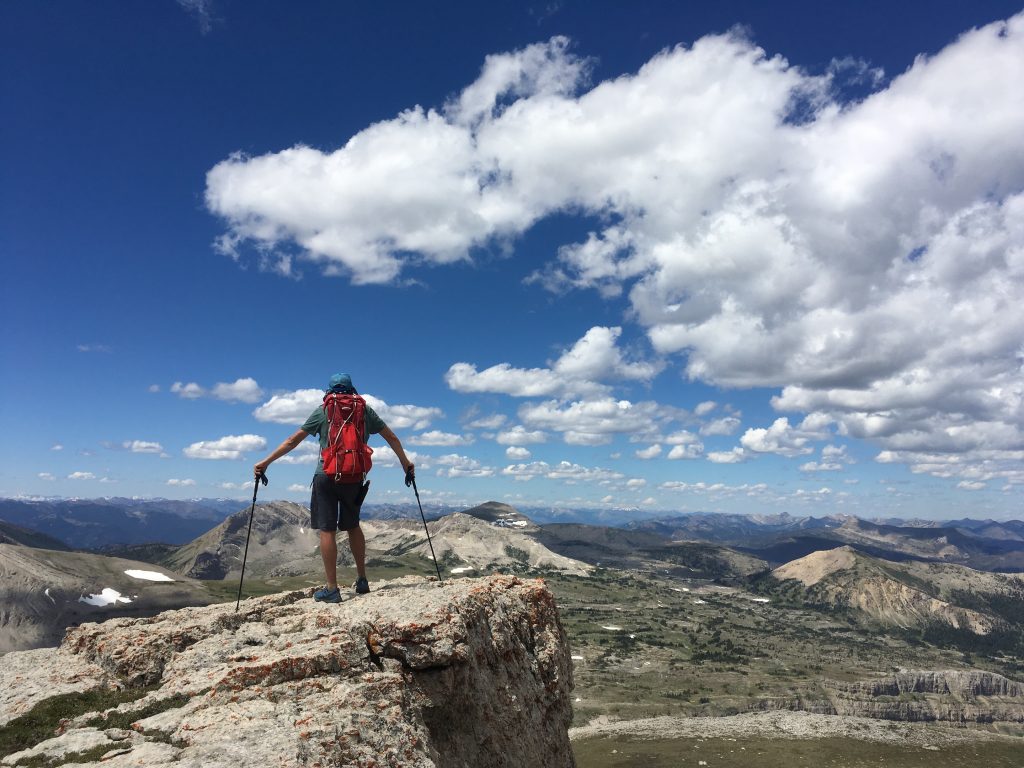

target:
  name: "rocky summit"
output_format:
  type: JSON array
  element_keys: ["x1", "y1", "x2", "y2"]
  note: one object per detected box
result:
[{"x1": 0, "y1": 575, "x2": 576, "y2": 768}]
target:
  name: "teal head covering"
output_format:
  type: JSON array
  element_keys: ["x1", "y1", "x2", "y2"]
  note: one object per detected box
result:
[{"x1": 328, "y1": 373, "x2": 355, "y2": 393}]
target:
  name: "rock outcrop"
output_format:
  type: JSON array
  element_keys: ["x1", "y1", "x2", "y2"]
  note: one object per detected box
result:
[
  {"x1": 825, "y1": 670, "x2": 1024, "y2": 723},
  {"x1": 0, "y1": 575, "x2": 576, "y2": 768},
  {"x1": 753, "y1": 670, "x2": 1024, "y2": 724}
]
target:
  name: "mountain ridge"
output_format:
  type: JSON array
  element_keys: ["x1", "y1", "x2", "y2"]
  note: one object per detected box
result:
[{"x1": 769, "y1": 546, "x2": 1022, "y2": 634}]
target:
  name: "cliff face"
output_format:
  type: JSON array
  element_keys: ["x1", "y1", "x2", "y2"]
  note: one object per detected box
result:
[
  {"x1": 837, "y1": 579, "x2": 996, "y2": 634},
  {"x1": 754, "y1": 670, "x2": 1024, "y2": 724},
  {"x1": 825, "y1": 670, "x2": 1024, "y2": 724},
  {"x1": 0, "y1": 575, "x2": 576, "y2": 768}
]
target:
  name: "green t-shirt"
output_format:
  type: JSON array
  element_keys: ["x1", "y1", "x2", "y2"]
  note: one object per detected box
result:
[{"x1": 302, "y1": 399, "x2": 387, "y2": 475}]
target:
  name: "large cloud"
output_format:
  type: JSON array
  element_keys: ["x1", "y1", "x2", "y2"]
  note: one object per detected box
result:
[
  {"x1": 183, "y1": 434, "x2": 267, "y2": 460},
  {"x1": 445, "y1": 325, "x2": 661, "y2": 397},
  {"x1": 252, "y1": 389, "x2": 441, "y2": 430},
  {"x1": 518, "y1": 397, "x2": 683, "y2": 446},
  {"x1": 501, "y1": 460, "x2": 625, "y2": 484},
  {"x1": 739, "y1": 416, "x2": 826, "y2": 457},
  {"x1": 434, "y1": 453, "x2": 495, "y2": 478},
  {"x1": 208, "y1": 18, "x2": 1024, "y2": 484}
]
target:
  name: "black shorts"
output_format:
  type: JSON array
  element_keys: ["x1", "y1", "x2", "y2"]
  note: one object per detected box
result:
[{"x1": 310, "y1": 474, "x2": 365, "y2": 532}]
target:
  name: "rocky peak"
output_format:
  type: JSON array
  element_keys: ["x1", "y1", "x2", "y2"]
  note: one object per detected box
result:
[
  {"x1": 0, "y1": 574, "x2": 576, "y2": 768},
  {"x1": 772, "y1": 545, "x2": 860, "y2": 586},
  {"x1": 460, "y1": 502, "x2": 533, "y2": 529}
]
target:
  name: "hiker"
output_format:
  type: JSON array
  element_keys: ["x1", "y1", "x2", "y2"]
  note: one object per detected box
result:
[{"x1": 253, "y1": 373, "x2": 414, "y2": 601}]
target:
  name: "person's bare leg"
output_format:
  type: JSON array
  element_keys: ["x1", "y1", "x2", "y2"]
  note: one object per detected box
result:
[
  {"x1": 347, "y1": 524, "x2": 367, "y2": 580},
  {"x1": 319, "y1": 530, "x2": 338, "y2": 589}
]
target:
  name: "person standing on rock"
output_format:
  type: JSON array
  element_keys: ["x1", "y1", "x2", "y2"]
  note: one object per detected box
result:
[{"x1": 253, "y1": 373, "x2": 415, "y2": 601}]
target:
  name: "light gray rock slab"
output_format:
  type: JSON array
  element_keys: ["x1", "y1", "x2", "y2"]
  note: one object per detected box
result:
[
  {"x1": 0, "y1": 647, "x2": 113, "y2": 726},
  {"x1": 1, "y1": 575, "x2": 576, "y2": 768}
]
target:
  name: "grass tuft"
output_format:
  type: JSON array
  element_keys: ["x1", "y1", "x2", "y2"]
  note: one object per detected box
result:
[{"x1": 0, "y1": 687, "x2": 156, "y2": 760}]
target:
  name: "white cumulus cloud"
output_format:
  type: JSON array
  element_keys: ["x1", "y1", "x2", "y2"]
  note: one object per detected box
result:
[
  {"x1": 700, "y1": 416, "x2": 742, "y2": 437},
  {"x1": 275, "y1": 441, "x2": 320, "y2": 465},
  {"x1": 519, "y1": 397, "x2": 681, "y2": 446},
  {"x1": 739, "y1": 417, "x2": 827, "y2": 457},
  {"x1": 184, "y1": 434, "x2": 267, "y2": 460},
  {"x1": 252, "y1": 389, "x2": 441, "y2": 430},
  {"x1": 466, "y1": 413, "x2": 508, "y2": 429},
  {"x1": 434, "y1": 453, "x2": 494, "y2": 478},
  {"x1": 446, "y1": 326, "x2": 662, "y2": 398},
  {"x1": 205, "y1": 19, "x2": 1024, "y2": 486},
  {"x1": 172, "y1": 378, "x2": 264, "y2": 403},
  {"x1": 495, "y1": 425, "x2": 548, "y2": 445},
  {"x1": 166, "y1": 478, "x2": 196, "y2": 487},
  {"x1": 171, "y1": 381, "x2": 205, "y2": 399},
  {"x1": 363, "y1": 395, "x2": 443, "y2": 431},
  {"x1": 706, "y1": 448, "x2": 747, "y2": 464},
  {"x1": 211, "y1": 377, "x2": 265, "y2": 403},
  {"x1": 369, "y1": 444, "x2": 421, "y2": 468},
  {"x1": 124, "y1": 440, "x2": 164, "y2": 454},
  {"x1": 408, "y1": 430, "x2": 474, "y2": 447},
  {"x1": 501, "y1": 459, "x2": 624, "y2": 484},
  {"x1": 957, "y1": 480, "x2": 987, "y2": 491},
  {"x1": 635, "y1": 444, "x2": 662, "y2": 460},
  {"x1": 801, "y1": 444, "x2": 854, "y2": 472},
  {"x1": 668, "y1": 442, "x2": 704, "y2": 460},
  {"x1": 252, "y1": 388, "x2": 321, "y2": 423}
]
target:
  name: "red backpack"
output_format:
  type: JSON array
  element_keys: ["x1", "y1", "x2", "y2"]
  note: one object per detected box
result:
[{"x1": 321, "y1": 392, "x2": 374, "y2": 482}]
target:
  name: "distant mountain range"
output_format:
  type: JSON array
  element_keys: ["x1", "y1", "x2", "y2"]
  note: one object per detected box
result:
[
  {"x1": 0, "y1": 497, "x2": 244, "y2": 549},
  {"x1": 625, "y1": 511, "x2": 1024, "y2": 572},
  {"x1": 165, "y1": 500, "x2": 590, "y2": 581},
  {"x1": 3, "y1": 496, "x2": 1023, "y2": 656},
  {"x1": 4, "y1": 497, "x2": 1021, "y2": 573},
  {"x1": 0, "y1": 519, "x2": 71, "y2": 551}
]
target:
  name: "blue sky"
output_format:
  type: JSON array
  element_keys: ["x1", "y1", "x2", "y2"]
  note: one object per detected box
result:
[{"x1": 2, "y1": 1, "x2": 1022, "y2": 520}]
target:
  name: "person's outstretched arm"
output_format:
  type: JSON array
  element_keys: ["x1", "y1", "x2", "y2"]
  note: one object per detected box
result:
[
  {"x1": 254, "y1": 429, "x2": 309, "y2": 477},
  {"x1": 377, "y1": 426, "x2": 414, "y2": 477}
]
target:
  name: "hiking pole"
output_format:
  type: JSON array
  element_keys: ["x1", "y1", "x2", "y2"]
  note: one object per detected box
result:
[
  {"x1": 406, "y1": 468, "x2": 443, "y2": 584},
  {"x1": 235, "y1": 472, "x2": 268, "y2": 611}
]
